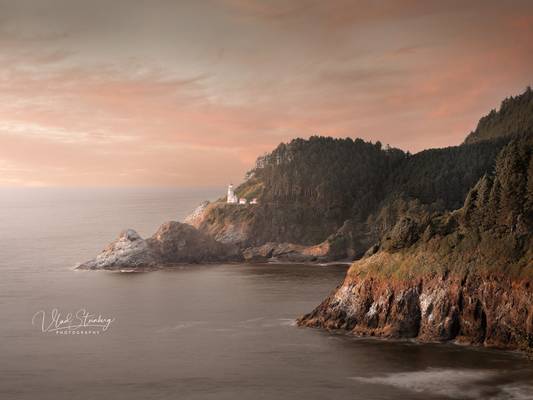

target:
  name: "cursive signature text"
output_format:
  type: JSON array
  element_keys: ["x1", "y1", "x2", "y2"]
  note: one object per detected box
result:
[{"x1": 32, "y1": 308, "x2": 115, "y2": 333}]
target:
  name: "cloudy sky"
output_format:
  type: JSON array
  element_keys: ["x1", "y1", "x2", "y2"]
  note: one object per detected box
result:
[{"x1": 0, "y1": 0, "x2": 532, "y2": 186}]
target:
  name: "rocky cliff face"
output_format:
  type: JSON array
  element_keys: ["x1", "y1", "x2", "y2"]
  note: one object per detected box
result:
[
  {"x1": 184, "y1": 199, "x2": 343, "y2": 262},
  {"x1": 186, "y1": 202, "x2": 256, "y2": 246},
  {"x1": 242, "y1": 241, "x2": 330, "y2": 263},
  {"x1": 76, "y1": 221, "x2": 242, "y2": 270},
  {"x1": 299, "y1": 134, "x2": 533, "y2": 352},
  {"x1": 299, "y1": 253, "x2": 532, "y2": 351}
]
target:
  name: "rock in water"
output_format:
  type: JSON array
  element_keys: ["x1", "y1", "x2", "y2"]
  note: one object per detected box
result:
[
  {"x1": 77, "y1": 229, "x2": 158, "y2": 270},
  {"x1": 77, "y1": 222, "x2": 242, "y2": 270},
  {"x1": 149, "y1": 221, "x2": 241, "y2": 264}
]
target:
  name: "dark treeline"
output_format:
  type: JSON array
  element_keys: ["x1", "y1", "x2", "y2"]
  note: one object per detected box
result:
[
  {"x1": 238, "y1": 135, "x2": 507, "y2": 229},
  {"x1": 245, "y1": 136, "x2": 406, "y2": 223},
  {"x1": 383, "y1": 138, "x2": 509, "y2": 211}
]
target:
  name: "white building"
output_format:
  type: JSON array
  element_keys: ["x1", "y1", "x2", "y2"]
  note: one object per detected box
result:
[
  {"x1": 227, "y1": 184, "x2": 238, "y2": 204},
  {"x1": 239, "y1": 198, "x2": 247, "y2": 205},
  {"x1": 250, "y1": 198, "x2": 258, "y2": 204}
]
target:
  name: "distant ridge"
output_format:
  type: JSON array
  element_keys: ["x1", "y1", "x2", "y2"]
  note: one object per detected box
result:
[{"x1": 464, "y1": 86, "x2": 533, "y2": 144}]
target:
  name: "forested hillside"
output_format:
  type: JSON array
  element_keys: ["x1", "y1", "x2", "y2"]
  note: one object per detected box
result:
[
  {"x1": 464, "y1": 86, "x2": 533, "y2": 144},
  {"x1": 240, "y1": 137, "x2": 406, "y2": 223},
  {"x1": 190, "y1": 89, "x2": 530, "y2": 259},
  {"x1": 383, "y1": 138, "x2": 508, "y2": 210},
  {"x1": 227, "y1": 135, "x2": 508, "y2": 254}
]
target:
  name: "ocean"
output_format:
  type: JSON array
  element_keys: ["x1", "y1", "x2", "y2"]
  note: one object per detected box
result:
[{"x1": 1, "y1": 187, "x2": 532, "y2": 400}]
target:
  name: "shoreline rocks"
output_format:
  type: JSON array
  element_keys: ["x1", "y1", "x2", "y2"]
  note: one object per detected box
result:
[
  {"x1": 242, "y1": 241, "x2": 331, "y2": 263},
  {"x1": 76, "y1": 229, "x2": 159, "y2": 270},
  {"x1": 76, "y1": 222, "x2": 242, "y2": 270}
]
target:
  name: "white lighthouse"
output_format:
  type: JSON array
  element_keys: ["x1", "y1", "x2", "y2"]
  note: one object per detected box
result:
[{"x1": 227, "y1": 184, "x2": 238, "y2": 204}]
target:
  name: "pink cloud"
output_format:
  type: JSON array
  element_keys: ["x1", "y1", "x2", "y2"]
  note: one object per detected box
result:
[{"x1": 0, "y1": 1, "x2": 531, "y2": 186}]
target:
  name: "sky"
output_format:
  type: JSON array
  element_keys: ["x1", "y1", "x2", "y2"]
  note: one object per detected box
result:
[{"x1": 0, "y1": 0, "x2": 532, "y2": 187}]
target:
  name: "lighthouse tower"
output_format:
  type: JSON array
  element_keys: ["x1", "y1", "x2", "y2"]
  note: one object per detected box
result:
[{"x1": 227, "y1": 184, "x2": 238, "y2": 204}]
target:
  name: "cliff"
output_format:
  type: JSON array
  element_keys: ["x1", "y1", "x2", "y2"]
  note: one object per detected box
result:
[{"x1": 298, "y1": 134, "x2": 533, "y2": 352}]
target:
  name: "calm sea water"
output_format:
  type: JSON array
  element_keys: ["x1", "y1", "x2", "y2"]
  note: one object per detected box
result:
[{"x1": 0, "y1": 187, "x2": 532, "y2": 400}]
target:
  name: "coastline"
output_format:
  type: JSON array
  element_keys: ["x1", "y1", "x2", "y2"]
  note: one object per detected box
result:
[{"x1": 74, "y1": 259, "x2": 354, "y2": 272}]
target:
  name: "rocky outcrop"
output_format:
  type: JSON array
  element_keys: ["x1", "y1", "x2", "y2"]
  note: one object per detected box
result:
[
  {"x1": 150, "y1": 221, "x2": 241, "y2": 264},
  {"x1": 183, "y1": 200, "x2": 210, "y2": 228},
  {"x1": 299, "y1": 134, "x2": 533, "y2": 352},
  {"x1": 77, "y1": 221, "x2": 242, "y2": 270},
  {"x1": 242, "y1": 241, "x2": 330, "y2": 263},
  {"x1": 185, "y1": 200, "x2": 346, "y2": 260},
  {"x1": 187, "y1": 202, "x2": 255, "y2": 246},
  {"x1": 299, "y1": 252, "x2": 532, "y2": 350},
  {"x1": 76, "y1": 229, "x2": 159, "y2": 270}
]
